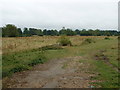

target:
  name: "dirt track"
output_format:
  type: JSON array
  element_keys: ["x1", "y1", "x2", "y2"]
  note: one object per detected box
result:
[{"x1": 3, "y1": 56, "x2": 94, "y2": 88}]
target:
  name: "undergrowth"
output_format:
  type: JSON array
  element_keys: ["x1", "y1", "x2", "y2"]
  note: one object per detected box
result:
[{"x1": 2, "y1": 44, "x2": 62, "y2": 77}]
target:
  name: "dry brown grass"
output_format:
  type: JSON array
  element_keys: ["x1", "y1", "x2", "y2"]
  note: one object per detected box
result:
[{"x1": 2, "y1": 36, "x2": 108, "y2": 54}]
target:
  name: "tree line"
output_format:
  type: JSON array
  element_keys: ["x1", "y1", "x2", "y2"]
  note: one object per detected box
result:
[{"x1": 1, "y1": 24, "x2": 119, "y2": 37}]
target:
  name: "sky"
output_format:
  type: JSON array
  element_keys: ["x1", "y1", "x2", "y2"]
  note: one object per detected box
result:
[{"x1": 0, "y1": 0, "x2": 119, "y2": 30}]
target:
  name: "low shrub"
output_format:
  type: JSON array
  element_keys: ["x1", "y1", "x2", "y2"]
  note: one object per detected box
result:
[
  {"x1": 28, "y1": 58, "x2": 45, "y2": 66},
  {"x1": 104, "y1": 37, "x2": 110, "y2": 40},
  {"x1": 82, "y1": 38, "x2": 95, "y2": 44},
  {"x1": 57, "y1": 36, "x2": 72, "y2": 46},
  {"x1": 2, "y1": 70, "x2": 10, "y2": 78},
  {"x1": 10, "y1": 64, "x2": 30, "y2": 73}
]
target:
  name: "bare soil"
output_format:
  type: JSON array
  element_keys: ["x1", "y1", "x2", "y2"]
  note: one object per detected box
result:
[{"x1": 3, "y1": 56, "x2": 95, "y2": 88}]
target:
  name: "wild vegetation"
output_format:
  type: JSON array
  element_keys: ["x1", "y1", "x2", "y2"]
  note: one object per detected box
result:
[
  {"x1": 1, "y1": 24, "x2": 119, "y2": 88},
  {"x1": 2, "y1": 24, "x2": 119, "y2": 37},
  {"x1": 2, "y1": 35, "x2": 119, "y2": 88},
  {"x1": 57, "y1": 36, "x2": 72, "y2": 46}
]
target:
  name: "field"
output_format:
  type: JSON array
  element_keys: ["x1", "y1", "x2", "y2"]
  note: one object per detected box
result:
[
  {"x1": 2, "y1": 36, "x2": 119, "y2": 88},
  {"x1": 2, "y1": 36, "x2": 105, "y2": 54}
]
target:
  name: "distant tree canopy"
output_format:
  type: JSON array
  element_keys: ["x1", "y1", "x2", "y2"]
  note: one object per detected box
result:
[
  {"x1": 2, "y1": 24, "x2": 119, "y2": 37},
  {"x1": 2, "y1": 24, "x2": 21, "y2": 37}
]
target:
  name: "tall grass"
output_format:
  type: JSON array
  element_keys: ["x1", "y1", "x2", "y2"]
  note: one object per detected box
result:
[
  {"x1": 2, "y1": 36, "x2": 108, "y2": 54},
  {"x1": 2, "y1": 36, "x2": 118, "y2": 88}
]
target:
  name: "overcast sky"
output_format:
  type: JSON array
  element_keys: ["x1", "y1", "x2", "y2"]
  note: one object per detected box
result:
[{"x1": 0, "y1": 0, "x2": 119, "y2": 30}]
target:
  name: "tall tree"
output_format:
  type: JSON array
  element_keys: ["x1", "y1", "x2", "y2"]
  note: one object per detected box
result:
[
  {"x1": 17, "y1": 28, "x2": 22, "y2": 37},
  {"x1": 23, "y1": 27, "x2": 30, "y2": 36},
  {"x1": 43, "y1": 29, "x2": 47, "y2": 35},
  {"x1": 75, "y1": 29, "x2": 80, "y2": 35},
  {"x1": 2, "y1": 24, "x2": 19, "y2": 37},
  {"x1": 37, "y1": 29, "x2": 43, "y2": 36}
]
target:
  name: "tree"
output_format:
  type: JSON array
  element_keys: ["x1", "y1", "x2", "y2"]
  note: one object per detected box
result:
[
  {"x1": 46, "y1": 30, "x2": 51, "y2": 35},
  {"x1": 29, "y1": 28, "x2": 37, "y2": 35},
  {"x1": 2, "y1": 24, "x2": 19, "y2": 37},
  {"x1": 17, "y1": 28, "x2": 22, "y2": 37},
  {"x1": 80, "y1": 29, "x2": 87, "y2": 36},
  {"x1": 2, "y1": 24, "x2": 119, "y2": 37},
  {"x1": 43, "y1": 29, "x2": 47, "y2": 35},
  {"x1": 66, "y1": 28, "x2": 75, "y2": 36},
  {"x1": 50, "y1": 30, "x2": 59, "y2": 36},
  {"x1": 54, "y1": 30, "x2": 59, "y2": 36},
  {"x1": 75, "y1": 29, "x2": 80, "y2": 35},
  {"x1": 23, "y1": 27, "x2": 30, "y2": 37},
  {"x1": 37, "y1": 29, "x2": 43, "y2": 36}
]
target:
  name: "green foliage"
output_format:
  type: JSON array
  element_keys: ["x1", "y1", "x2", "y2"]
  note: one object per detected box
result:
[
  {"x1": 28, "y1": 58, "x2": 44, "y2": 66},
  {"x1": 85, "y1": 38, "x2": 93, "y2": 43},
  {"x1": 59, "y1": 28, "x2": 75, "y2": 36},
  {"x1": 2, "y1": 24, "x2": 119, "y2": 37},
  {"x1": 2, "y1": 44, "x2": 63, "y2": 77},
  {"x1": 2, "y1": 24, "x2": 21, "y2": 37},
  {"x1": 23, "y1": 27, "x2": 30, "y2": 37},
  {"x1": 104, "y1": 37, "x2": 110, "y2": 40},
  {"x1": 10, "y1": 64, "x2": 30, "y2": 73},
  {"x1": 82, "y1": 38, "x2": 95, "y2": 44},
  {"x1": 2, "y1": 49, "x2": 46, "y2": 77},
  {"x1": 17, "y1": 28, "x2": 22, "y2": 37},
  {"x1": 57, "y1": 36, "x2": 72, "y2": 46}
]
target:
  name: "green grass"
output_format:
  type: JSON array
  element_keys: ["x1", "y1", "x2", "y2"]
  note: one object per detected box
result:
[
  {"x1": 2, "y1": 45, "x2": 72, "y2": 77},
  {"x1": 47, "y1": 40, "x2": 118, "y2": 87},
  {"x1": 2, "y1": 36, "x2": 119, "y2": 88},
  {"x1": 65, "y1": 37, "x2": 118, "y2": 88},
  {"x1": 104, "y1": 48, "x2": 118, "y2": 67},
  {"x1": 2, "y1": 48, "x2": 47, "y2": 77},
  {"x1": 90, "y1": 60, "x2": 119, "y2": 88},
  {"x1": 76, "y1": 37, "x2": 119, "y2": 88}
]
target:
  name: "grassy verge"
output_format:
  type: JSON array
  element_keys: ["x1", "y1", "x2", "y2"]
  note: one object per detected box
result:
[
  {"x1": 2, "y1": 44, "x2": 63, "y2": 77},
  {"x1": 90, "y1": 60, "x2": 119, "y2": 88},
  {"x1": 56, "y1": 36, "x2": 118, "y2": 88},
  {"x1": 3, "y1": 49, "x2": 45, "y2": 77},
  {"x1": 76, "y1": 37, "x2": 119, "y2": 88},
  {"x1": 2, "y1": 36, "x2": 119, "y2": 88}
]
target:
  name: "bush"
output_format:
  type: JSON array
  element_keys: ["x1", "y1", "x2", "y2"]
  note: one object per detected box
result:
[
  {"x1": 57, "y1": 36, "x2": 72, "y2": 46},
  {"x1": 104, "y1": 37, "x2": 110, "y2": 40},
  {"x1": 82, "y1": 38, "x2": 95, "y2": 44},
  {"x1": 10, "y1": 65, "x2": 30, "y2": 73},
  {"x1": 28, "y1": 58, "x2": 45, "y2": 66},
  {"x1": 85, "y1": 38, "x2": 93, "y2": 43}
]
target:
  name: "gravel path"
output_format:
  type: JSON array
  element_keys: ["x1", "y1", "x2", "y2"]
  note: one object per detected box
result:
[{"x1": 3, "y1": 56, "x2": 94, "y2": 88}]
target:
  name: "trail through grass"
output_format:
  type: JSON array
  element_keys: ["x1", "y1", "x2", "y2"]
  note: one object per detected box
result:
[{"x1": 2, "y1": 36, "x2": 119, "y2": 88}]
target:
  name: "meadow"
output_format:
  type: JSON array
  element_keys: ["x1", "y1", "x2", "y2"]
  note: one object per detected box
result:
[
  {"x1": 2, "y1": 36, "x2": 106, "y2": 54},
  {"x1": 2, "y1": 36, "x2": 119, "y2": 88}
]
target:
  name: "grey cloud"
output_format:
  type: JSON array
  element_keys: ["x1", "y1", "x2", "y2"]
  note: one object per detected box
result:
[{"x1": 0, "y1": 0, "x2": 119, "y2": 30}]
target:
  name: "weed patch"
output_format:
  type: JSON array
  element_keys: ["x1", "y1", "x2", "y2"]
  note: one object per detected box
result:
[
  {"x1": 57, "y1": 36, "x2": 72, "y2": 46},
  {"x1": 2, "y1": 48, "x2": 46, "y2": 77},
  {"x1": 82, "y1": 38, "x2": 95, "y2": 45},
  {"x1": 104, "y1": 37, "x2": 110, "y2": 40}
]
